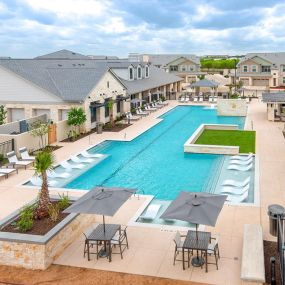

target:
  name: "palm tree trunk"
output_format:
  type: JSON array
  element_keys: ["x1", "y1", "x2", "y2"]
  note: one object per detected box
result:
[
  {"x1": 35, "y1": 171, "x2": 51, "y2": 219},
  {"x1": 110, "y1": 107, "x2": 115, "y2": 128}
]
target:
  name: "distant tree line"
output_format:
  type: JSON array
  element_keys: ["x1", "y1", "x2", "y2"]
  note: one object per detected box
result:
[{"x1": 201, "y1": 58, "x2": 239, "y2": 70}]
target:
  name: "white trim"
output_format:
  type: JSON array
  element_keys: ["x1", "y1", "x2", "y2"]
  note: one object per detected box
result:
[
  {"x1": 243, "y1": 65, "x2": 248, "y2": 72},
  {"x1": 251, "y1": 65, "x2": 257, "y2": 72}
]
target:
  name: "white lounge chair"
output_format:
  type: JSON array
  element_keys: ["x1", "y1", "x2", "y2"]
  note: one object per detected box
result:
[
  {"x1": 193, "y1": 97, "x2": 198, "y2": 102},
  {"x1": 213, "y1": 97, "x2": 218, "y2": 102},
  {"x1": 7, "y1": 151, "x2": 33, "y2": 169},
  {"x1": 126, "y1": 113, "x2": 140, "y2": 121},
  {"x1": 222, "y1": 176, "x2": 250, "y2": 187},
  {"x1": 227, "y1": 163, "x2": 253, "y2": 172},
  {"x1": 19, "y1": 147, "x2": 35, "y2": 161},
  {"x1": 30, "y1": 176, "x2": 57, "y2": 187},
  {"x1": 221, "y1": 184, "x2": 250, "y2": 195},
  {"x1": 136, "y1": 109, "x2": 148, "y2": 117},
  {"x1": 229, "y1": 158, "x2": 253, "y2": 166},
  {"x1": 209, "y1": 97, "x2": 214, "y2": 103},
  {"x1": 199, "y1": 97, "x2": 204, "y2": 102},
  {"x1": 81, "y1": 151, "x2": 104, "y2": 159},
  {"x1": 70, "y1": 155, "x2": 93, "y2": 164},
  {"x1": 0, "y1": 168, "x2": 17, "y2": 177},
  {"x1": 47, "y1": 170, "x2": 70, "y2": 179},
  {"x1": 179, "y1": 97, "x2": 185, "y2": 103},
  {"x1": 230, "y1": 153, "x2": 253, "y2": 161},
  {"x1": 145, "y1": 105, "x2": 156, "y2": 112},
  {"x1": 152, "y1": 102, "x2": 163, "y2": 109},
  {"x1": 185, "y1": 97, "x2": 190, "y2": 103},
  {"x1": 227, "y1": 190, "x2": 249, "y2": 203},
  {"x1": 158, "y1": 100, "x2": 168, "y2": 106},
  {"x1": 140, "y1": 204, "x2": 161, "y2": 220},
  {"x1": 60, "y1": 160, "x2": 85, "y2": 171}
]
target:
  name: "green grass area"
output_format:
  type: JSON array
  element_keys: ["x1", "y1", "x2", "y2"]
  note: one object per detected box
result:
[{"x1": 195, "y1": 130, "x2": 256, "y2": 153}]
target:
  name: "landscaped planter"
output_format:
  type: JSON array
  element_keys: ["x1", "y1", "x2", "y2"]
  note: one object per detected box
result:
[{"x1": 0, "y1": 199, "x2": 96, "y2": 269}]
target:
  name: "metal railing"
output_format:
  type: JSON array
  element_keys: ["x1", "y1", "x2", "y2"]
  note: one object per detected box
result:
[
  {"x1": 277, "y1": 216, "x2": 285, "y2": 284},
  {"x1": 0, "y1": 139, "x2": 14, "y2": 157}
]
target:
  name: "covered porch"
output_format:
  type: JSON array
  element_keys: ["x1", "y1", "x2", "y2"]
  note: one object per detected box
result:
[{"x1": 262, "y1": 92, "x2": 285, "y2": 121}]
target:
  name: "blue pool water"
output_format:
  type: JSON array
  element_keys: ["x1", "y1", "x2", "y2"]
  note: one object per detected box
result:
[{"x1": 65, "y1": 106, "x2": 245, "y2": 200}]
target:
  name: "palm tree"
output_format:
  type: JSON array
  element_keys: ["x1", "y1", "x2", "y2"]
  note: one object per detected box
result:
[
  {"x1": 107, "y1": 100, "x2": 115, "y2": 127},
  {"x1": 34, "y1": 151, "x2": 55, "y2": 219}
]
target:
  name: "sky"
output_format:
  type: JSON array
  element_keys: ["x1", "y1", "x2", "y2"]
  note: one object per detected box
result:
[{"x1": 0, "y1": 0, "x2": 285, "y2": 58}]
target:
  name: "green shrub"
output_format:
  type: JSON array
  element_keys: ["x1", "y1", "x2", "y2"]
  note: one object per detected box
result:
[
  {"x1": 48, "y1": 203, "x2": 60, "y2": 222},
  {"x1": 58, "y1": 193, "x2": 70, "y2": 210},
  {"x1": 17, "y1": 205, "x2": 34, "y2": 232}
]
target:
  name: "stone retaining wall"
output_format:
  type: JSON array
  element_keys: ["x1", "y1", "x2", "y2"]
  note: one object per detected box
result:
[
  {"x1": 217, "y1": 99, "x2": 247, "y2": 116},
  {"x1": 0, "y1": 212, "x2": 96, "y2": 269}
]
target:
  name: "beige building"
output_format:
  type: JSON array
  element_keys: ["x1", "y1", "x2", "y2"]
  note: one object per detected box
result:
[
  {"x1": 0, "y1": 50, "x2": 182, "y2": 132},
  {"x1": 231, "y1": 53, "x2": 285, "y2": 90},
  {"x1": 129, "y1": 53, "x2": 204, "y2": 83}
]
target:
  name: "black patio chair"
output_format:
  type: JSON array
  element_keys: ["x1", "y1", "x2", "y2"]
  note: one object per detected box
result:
[{"x1": 83, "y1": 226, "x2": 101, "y2": 260}]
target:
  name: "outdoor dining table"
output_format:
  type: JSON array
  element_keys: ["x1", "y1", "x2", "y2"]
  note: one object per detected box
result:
[
  {"x1": 182, "y1": 230, "x2": 211, "y2": 272},
  {"x1": 86, "y1": 223, "x2": 120, "y2": 262}
]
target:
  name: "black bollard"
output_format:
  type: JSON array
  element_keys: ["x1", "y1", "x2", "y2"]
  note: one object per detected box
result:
[{"x1": 270, "y1": 257, "x2": 276, "y2": 285}]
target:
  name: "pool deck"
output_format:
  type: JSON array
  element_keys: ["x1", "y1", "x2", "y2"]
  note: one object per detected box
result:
[{"x1": 0, "y1": 99, "x2": 283, "y2": 284}]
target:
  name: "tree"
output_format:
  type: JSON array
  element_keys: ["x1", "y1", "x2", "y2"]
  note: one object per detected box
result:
[
  {"x1": 0, "y1": 105, "x2": 7, "y2": 125},
  {"x1": 106, "y1": 100, "x2": 115, "y2": 127},
  {"x1": 34, "y1": 151, "x2": 55, "y2": 219},
  {"x1": 30, "y1": 120, "x2": 49, "y2": 150},
  {"x1": 67, "y1": 107, "x2": 87, "y2": 139}
]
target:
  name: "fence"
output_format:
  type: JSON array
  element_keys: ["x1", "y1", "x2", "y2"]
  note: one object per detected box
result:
[
  {"x1": 277, "y1": 216, "x2": 285, "y2": 285},
  {"x1": 0, "y1": 139, "x2": 14, "y2": 157}
]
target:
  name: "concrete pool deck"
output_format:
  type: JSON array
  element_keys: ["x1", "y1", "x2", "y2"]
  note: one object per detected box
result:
[{"x1": 0, "y1": 99, "x2": 283, "y2": 284}]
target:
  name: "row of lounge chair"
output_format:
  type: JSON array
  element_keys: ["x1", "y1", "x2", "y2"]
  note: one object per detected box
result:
[
  {"x1": 178, "y1": 96, "x2": 218, "y2": 103},
  {"x1": 127, "y1": 100, "x2": 169, "y2": 121},
  {"x1": 0, "y1": 147, "x2": 35, "y2": 179},
  {"x1": 223, "y1": 154, "x2": 254, "y2": 203},
  {"x1": 30, "y1": 151, "x2": 104, "y2": 187}
]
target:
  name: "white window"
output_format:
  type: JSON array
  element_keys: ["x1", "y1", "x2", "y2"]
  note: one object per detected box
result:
[
  {"x1": 181, "y1": 65, "x2": 186, "y2": 72},
  {"x1": 129, "y1": 66, "x2": 134, "y2": 80},
  {"x1": 251, "y1": 65, "x2": 257, "y2": 72},
  {"x1": 137, "y1": 66, "x2": 142, "y2": 79},
  {"x1": 189, "y1": 65, "x2": 195, "y2": 71},
  {"x1": 283, "y1": 77, "x2": 285, "y2": 84},
  {"x1": 243, "y1": 65, "x2": 248, "y2": 72},
  {"x1": 145, "y1": 65, "x2": 149, "y2": 78},
  {"x1": 282, "y1": 65, "x2": 285, "y2": 72}
]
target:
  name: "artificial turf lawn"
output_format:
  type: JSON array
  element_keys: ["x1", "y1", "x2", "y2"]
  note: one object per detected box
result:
[{"x1": 195, "y1": 130, "x2": 256, "y2": 153}]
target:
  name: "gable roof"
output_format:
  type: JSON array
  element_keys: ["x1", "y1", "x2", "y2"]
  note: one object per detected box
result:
[
  {"x1": 143, "y1": 54, "x2": 200, "y2": 66},
  {"x1": 262, "y1": 92, "x2": 285, "y2": 103},
  {"x1": 118, "y1": 66, "x2": 183, "y2": 94},
  {"x1": 35, "y1": 49, "x2": 89, "y2": 60},
  {"x1": 0, "y1": 59, "x2": 116, "y2": 102},
  {"x1": 238, "y1": 52, "x2": 285, "y2": 68}
]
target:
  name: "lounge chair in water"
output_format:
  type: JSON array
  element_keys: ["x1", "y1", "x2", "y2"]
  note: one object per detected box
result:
[
  {"x1": 70, "y1": 155, "x2": 93, "y2": 164},
  {"x1": 19, "y1": 147, "x2": 35, "y2": 161},
  {"x1": 229, "y1": 158, "x2": 253, "y2": 166},
  {"x1": 230, "y1": 153, "x2": 253, "y2": 161},
  {"x1": 30, "y1": 176, "x2": 57, "y2": 187},
  {"x1": 140, "y1": 204, "x2": 161, "y2": 220},
  {"x1": 222, "y1": 176, "x2": 250, "y2": 187},
  {"x1": 47, "y1": 170, "x2": 70, "y2": 179},
  {"x1": 221, "y1": 184, "x2": 250, "y2": 195},
  {"x1": 227, "y1": 190, "x2": 249, "y2": 203},
  {"x1": 81, "y1": 151, "x2": 104, "y2": 159},
  {"x1": 60, "y1": 160, "x2": 85, "y2": 171},
  {"x1": 7, "y1": 151, "x2": 33, "y2": 169},
  {"x1": 227, "y1": 163, "x2": 253, "y2": 172}
]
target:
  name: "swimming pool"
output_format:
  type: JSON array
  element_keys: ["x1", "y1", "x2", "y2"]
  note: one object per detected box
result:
[{"x1": 64, "y1": 106, "x2": 245, "y2": 200}]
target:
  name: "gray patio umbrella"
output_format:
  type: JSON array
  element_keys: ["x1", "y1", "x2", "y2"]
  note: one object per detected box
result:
[
  {"x1": 160, "y1": 191, "x2": 227, "y2": 266},
  {"x1": 64, "y1": 187, "x2": 136, "y2": 232}
]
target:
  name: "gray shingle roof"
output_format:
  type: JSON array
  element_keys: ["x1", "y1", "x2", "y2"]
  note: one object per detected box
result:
[
  {"x1": 0, "y1": 59, "x2": 110, "y2": 102},
  {"x1": 238, "y1": 52, "x2": 285, "y2": 68},
  {"x1": 35, "y1": 49, "x2": 89, "y2": 60},
  {"x1": 190, "y1": 79, "x2": 219, "y2": 88},
  {"x1": 118, "y1": 66, "x2": 183, "y2": 95},
  {"x1": 262, "y1": 92, "x2": 285, "y2": 103},
  {"x1": 143, "y1": 54, "x2": 200, "y2": 66}
]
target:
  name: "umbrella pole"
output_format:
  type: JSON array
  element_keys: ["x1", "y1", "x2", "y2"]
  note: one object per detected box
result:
[
  {"x1": 191, "y1": 223, "x2": 205, "y2": 267},
  {"x1": 103, "y1": 215, "x2": 106, "y2": 233}
]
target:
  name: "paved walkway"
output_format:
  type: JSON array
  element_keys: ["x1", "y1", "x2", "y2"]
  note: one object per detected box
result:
[{"x1": 0, "y1": 99, "x2": 283, "y2": 284}]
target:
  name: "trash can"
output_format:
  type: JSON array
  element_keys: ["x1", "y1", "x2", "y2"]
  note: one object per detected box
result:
[
  {"x1": 268, "y1": 204, "x2": 285, "y2": 237},
  {"x1": 96, "y1": 122, "x2": 103, "y2": 134}
]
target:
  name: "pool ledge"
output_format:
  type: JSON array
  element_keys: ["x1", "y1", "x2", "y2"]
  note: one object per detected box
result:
[{"x1": 184, "y1": 124, "x2": 240, "y2": 155}]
